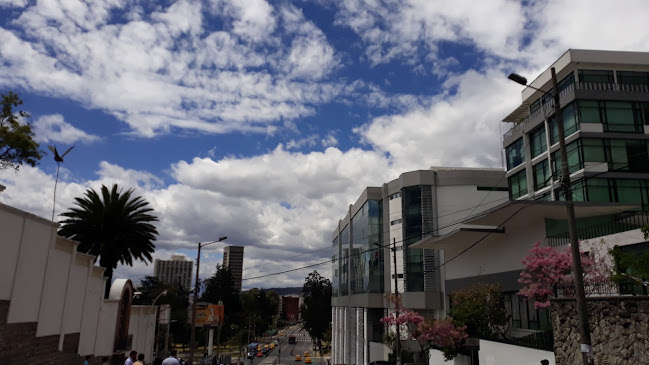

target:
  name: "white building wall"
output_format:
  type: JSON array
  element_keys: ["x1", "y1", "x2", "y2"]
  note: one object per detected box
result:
[
  {"x1": 95, "y1": 300, "x2": 119, "y2": 356},
  {"x1": 8, "y1": 216, "x2": 55, "y2": 324},
  {"x1": 78, "y1": 268, "x2": 105, "y2": 356},
  {"x1": 0, "y1": 206, "x2": 26, "y2": 300},
  {"x1": 36, "y1": 239, "x2": 73, "y2": 336},
  {"x1": 128, "y1": 306, "x2": 156, "y2": 362},
  {"x1": 436, "y1": 186, "x2": 508, "y2": 236},
  {"x1": 62, "y1": 253, "x2": 92, "y2": 335},
  {"x1": 477, "y1": 340, "x2": 554, "y2": 365}
]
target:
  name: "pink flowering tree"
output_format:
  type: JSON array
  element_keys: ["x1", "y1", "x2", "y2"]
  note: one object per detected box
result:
[
  {"x1": 417, "y1": 319, "x2": 468, "y2": 361},
  {"x1": 518, "y1": 241, "x2": 611, "y2": 308},
  {"x1": 381, "y1": 294, "x2": 468, "y2": 362}
]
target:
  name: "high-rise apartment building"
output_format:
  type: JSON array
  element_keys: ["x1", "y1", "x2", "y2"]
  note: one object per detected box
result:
[
  {"x1": 330, "y1": 168, "x2": 508, "y2": 365},
  {"x1": 223, "y1": 246, "x2": 244, "y2": 292},
  {"x1": 503, "y1": 49, "x2": 649, "y2": 206},
  {"x1": 154, "y1": 255, "x2": 193, "y2": 290}
]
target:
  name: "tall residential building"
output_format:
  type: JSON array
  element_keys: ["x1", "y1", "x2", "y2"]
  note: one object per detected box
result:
[
  {"x1": 154, "y1": 255, "x2": 193, "y2": 290},
  {"x1": 223, "y1": 246, "x2": 244, "y2": 292},
  {"x1": 330, "y1": 167, "x2": 508, "y2": 365},
  {"x1": 503, "y1": 49, "x2": 649, "y2": 206}
]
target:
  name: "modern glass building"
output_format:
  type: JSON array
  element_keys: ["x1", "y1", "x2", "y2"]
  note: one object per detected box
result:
[
  {"x1": 503, "y1": 49, "x2": 649, "y2": 207},
  {"x1": 330, "y1": 167, "x2": 508, "y2": 365}
]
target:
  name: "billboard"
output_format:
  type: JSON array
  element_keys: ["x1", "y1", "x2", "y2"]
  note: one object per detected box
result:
[{"x1": 195, "y1": 303, "x2": 225, "y2": 327}]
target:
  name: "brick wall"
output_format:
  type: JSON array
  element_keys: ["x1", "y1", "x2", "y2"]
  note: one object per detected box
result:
[{"x1": 0, "y1": 300, "x2": 121, "y2": 365}]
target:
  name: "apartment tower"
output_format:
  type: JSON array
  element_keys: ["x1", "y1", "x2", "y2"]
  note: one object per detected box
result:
[{"x1": 223, "y1": 246, "x2": 245, "y2": 292}]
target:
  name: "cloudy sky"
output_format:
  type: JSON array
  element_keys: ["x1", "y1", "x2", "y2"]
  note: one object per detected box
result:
[{"x1": 1, "y1": 0, "x2": 649, "y2": 290}]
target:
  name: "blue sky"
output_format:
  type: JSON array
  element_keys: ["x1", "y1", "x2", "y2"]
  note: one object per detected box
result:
[{"x1": 2, "y1": 0, "x2": 649, "y2": 289}]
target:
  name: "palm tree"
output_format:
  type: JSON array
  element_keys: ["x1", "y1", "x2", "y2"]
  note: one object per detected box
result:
[{"x1": 58, "y1": 184, "x2": 159, "y2": 298}]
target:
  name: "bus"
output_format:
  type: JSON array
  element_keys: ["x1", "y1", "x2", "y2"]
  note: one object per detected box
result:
[
  {"x1": 288, "y1": 335, "x2": 296, "y2": 344},
  {"x1": 247, "y1": 343, "x2": 259, "y2": 358}
]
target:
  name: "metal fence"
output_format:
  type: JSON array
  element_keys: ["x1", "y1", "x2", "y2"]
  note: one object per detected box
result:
[{"x1": 547, "y1": 211, "x2": 649, "y2": 247}]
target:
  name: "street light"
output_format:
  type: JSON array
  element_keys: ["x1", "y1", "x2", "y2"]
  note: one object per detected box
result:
[
  {"x1": 153, "y1": 290, "x2": 168, "y2": 357},
  {"x1": 508, "y1": 69, "x2": 593, "y2": 365},
  {"x1": 189, "y1": 236, "x2": 227, "y2": 365}
]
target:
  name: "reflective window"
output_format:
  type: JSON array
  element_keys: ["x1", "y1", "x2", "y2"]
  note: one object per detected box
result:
[
  {"x1": 506, "y1": 138, "x2": 525, "y2": 170},
  {"x1": 579, "y1": 100, "x2": 602, "y2": 124},
  {"x1": 607, "y1": 139, "x2": 649, "y2": 173},
  {"x1": 549, "y1": 102, "x2": 579, "y2": 145},
  {"x1": 616, "y1": 71, "x2": 649, "y2": 85},
  {"x1": 402, "y1": 186, "x2": 424, "y2": 292},
  {"x1": 332, "y1": 236, "x2": 339, "y2": 296},
  {"x1": 340, "y1": 224, "x2": 349, "y2": 295},
  {"x1": 533, "y1": 159, "x2": 551, "y2": 191},
  {"x1": 551, "y1": 140, "x2": 583, "y2": 175},
  {"x1": 530, "y1": 125, "x2": 547, "y2": 159},
  {"x1": 578, "y1": 69, "x2": 614, "y2": 83},
  {"x1": 604, "y1": 101, "x2": 642, "y2": 133},
  {"x1": 350, "y1": 200, "x2": 384, "y2": 294},
  {"x1": 508, "y1": 170, "x2": 527, "y2": 199}
]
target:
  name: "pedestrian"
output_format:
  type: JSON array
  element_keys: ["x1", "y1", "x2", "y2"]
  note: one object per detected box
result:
[
  {"x1": 540, "y1": 360, "x2": 549, "y2": 365},
  {"x1": 125, "y1": 351, "x2": 138, "y2": 365},
  {"x1": 83, "y1": 355, "x2": 92, "y2": 365},
  {"x1": 135, "y1": 353, "x2": 146, "y2": 365},
  {"x1": 102, "y1": 358, "x2": 110, "y2": 365},
  {"x1": 162, "y1": 349, "x2": 181, "y2": 365}
]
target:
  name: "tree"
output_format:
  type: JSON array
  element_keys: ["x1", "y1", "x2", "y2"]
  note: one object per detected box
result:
[
  {"x1": 58, "y1": 184, "x2": 159, "y2": 298},
  {"x1": 450, "y1": 283, "x2": 509, "y2": 338},
  {"x1": 202, "y1": 264, "x2": 243, "y2": 342},
  {"x1": 518, "y1": 242, "x2": 610, "y2": 308},
  {"x1": 300, "y1": 271, "x2": 332, "y2": 346},
  {"x1": 0, "y1": 91, "x2": 42, "y2": 170}
]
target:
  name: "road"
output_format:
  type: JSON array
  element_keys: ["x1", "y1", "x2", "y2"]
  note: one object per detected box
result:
[{"x1": 247, "y1": 326, "x2": 325, "y2": 365}]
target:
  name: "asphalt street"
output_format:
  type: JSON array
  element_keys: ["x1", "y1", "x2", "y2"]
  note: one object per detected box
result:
[{"x1": 248, "y1": 326, "x2": 326, "y2": 365}]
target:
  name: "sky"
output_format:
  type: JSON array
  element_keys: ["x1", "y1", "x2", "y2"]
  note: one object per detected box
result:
[{"x1": 2, "y1": 0, "x2": 649, "y2": 290}]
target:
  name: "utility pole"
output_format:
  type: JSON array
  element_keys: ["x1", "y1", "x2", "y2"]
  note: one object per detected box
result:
[
  {"x1": 190, "y1": 243, "x2": 202, "y2": 365},
  {"x1": 551, "y1": 67, "x2": 593, "y2": 365}
]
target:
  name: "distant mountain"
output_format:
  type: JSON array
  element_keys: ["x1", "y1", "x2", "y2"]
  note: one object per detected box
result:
[{"x1": 243, "y1": 287, "x2": 302, "y2": 296}]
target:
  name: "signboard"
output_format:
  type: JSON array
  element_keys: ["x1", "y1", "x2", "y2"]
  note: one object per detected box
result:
[
  {"x1": 464, "y1": 337, "x2": 480, "y2": 350},
  {"x1": 195, "y1": 303, "x2": 225, "y2": 327}
]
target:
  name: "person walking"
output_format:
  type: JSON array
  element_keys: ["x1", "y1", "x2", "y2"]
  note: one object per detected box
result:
[
  {"x1": 83, "y1": 355, "x2": 92, "y2": 365},
  {"x1": 162, "y1": 349, "x2": 181, "y2": 365},
  {"x1": 135, "y1": 353, "x2": 146, "y2": 365},
  {"x1": 125, "y1": 351, "x2": 138, "y2": 365}
]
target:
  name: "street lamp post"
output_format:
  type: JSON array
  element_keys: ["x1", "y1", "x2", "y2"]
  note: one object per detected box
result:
[
  {"x1": 508, "y1": 69, "x2": 593, "y2": 365},
  {"x1": 153, "y1": 290, "x2": 168, "y2": 357},
  {"x1": 189, "y1": 236, "x2": 227, "y2": 365}
]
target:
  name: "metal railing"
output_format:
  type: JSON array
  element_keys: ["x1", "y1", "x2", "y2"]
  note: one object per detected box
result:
[
  {"x1": 503, "y1": 81, "x2": 649, "y2": 140},
  {"x1": 547, "y1": 211, "x2": 649, "y2": 247},
  {"x1": 555, "y1": 280, "x2": 648, "y2": 297}
]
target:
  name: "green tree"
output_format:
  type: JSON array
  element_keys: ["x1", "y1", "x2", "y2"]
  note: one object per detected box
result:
[
  {"x1": 450, "y1": 283, "x2": 510, "y2": 338},
  {"x1": 300, "y1": 270, "x2": 332, "y2": 346},
  {"x1": 58, "y1": 184, "x2": 159, "y2": 298},
  {"x1": 0, "y1": 91, "x2": 42, "y2": 170},
  {"x1": 202, "y1": 264, "x2": 243, "y2": 342}
]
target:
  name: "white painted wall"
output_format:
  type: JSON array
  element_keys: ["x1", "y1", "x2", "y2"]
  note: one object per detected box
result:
[
  {"x1": 428, "y1": 341, "x2": 554, "y2": 365},
  {"x1": 61, "y1": 253, "x2": 92, "y2": 335},
  {"x1": 36, "y1": 240, "x2": 73, "y2": 336},
  {"x1": 78, "y1": 267, "x2": 106, "y2": 356},
  {"x1": 443, "y1": 219, "x2": 547, "y2": 281},
  {"x1": 436, "y1": 186, "x2": 508, "y2": 236},
  {"x1": 95, "y1": 300, "x2": 119, "y2": 356},
  {"x1": 368, "y1": 341, "x2": 389, "y2": 363},
  {"x1": 8, "y1": 216, "x2": 55, "y2": 324},
  {"x1": 0, "y1": 206, "x2": 25, "y2": 300}
]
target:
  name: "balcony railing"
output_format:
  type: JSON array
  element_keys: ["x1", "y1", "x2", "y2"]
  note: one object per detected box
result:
[
  {"x1": 503, "y1": 81, "x2": 649, "y2": 141},
  {"x1": 547, "y1": 211, "x2": 649, "y2": 247}
]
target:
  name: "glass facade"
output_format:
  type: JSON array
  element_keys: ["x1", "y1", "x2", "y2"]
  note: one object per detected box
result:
[
  {"x1": 508, "y1": 170, "x2": 527, "y2": 199},
  {"x1": 340, "y1": 224, "x2": 350, "y2": 295},
  {"x1": 506, "y1": 138, "x2": 524, "y2": 170},
  {"x1": 617, "y1": 71, "x2": 649, "y2": 85},
  {"x1": 533, "y1": 159, "x2": 551, "y2": 191},
  {"x1": 332, "y1": 236, "x2": 339, "y2": 296},
  {"x1": 530, "y1": 125, "x2": 547, "y2": 159},
  {"x1": 556, "y1": 178, "x2": 649, "y2": 211},
  {"x1": 549, "y1": 102, "x2": 579, "y2": 145},
  {"x1": 350, "y1": 200, "x2": 384, "y2": 294},
  {"x1": 403, "y1": 186, "x2": 425, "y2": 292},
  {"x1": 578, "y1": 69, "x2": 614, "y2": 83}
]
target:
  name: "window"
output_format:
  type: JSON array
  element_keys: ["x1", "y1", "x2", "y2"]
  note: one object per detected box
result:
[
  {"x1": 616, "y1": 71, "x2": 649, "y2": 85},
  {"x1": 529, "y1": 98, "x2": 541, "y2": 114},
  {"x1": 549, "y1": 102, "x2": 579, "y2": 145},
  {"x1": 604, "y1": 101, "x2": 642, "y2": 133},
  {"x1": 607, "y1": 139, "x2": 649, "y2": 172},
  {"x1": 582, "y1": 138, "x2": 606, "y2": 164},
  {"x1": 530, "y1": 125, "x2": 547, "y2": 158},
  {"x1": 551, "y1": 140, "x2": 583, "y2": 175},
  {"x1": 508, "y1": 170, "x2": 527, "y2": 199},
  {"x1": 579, "y1": 100, "x2": 602, "y2": 124},
  {"x1": 578, "y1": 69, "x2": 614, "y2": 83},
  {"x1": 390, "y1": 192, "x2": 401, "y2": 200},
  {"x1": 533, "y1": 159, "x2": 551, "y2": 191},
  {"x1": 390, "y1": 219, "x2": 402, "y2": 226},
  {"x1": 506, "y1": 138, "x2": 525, "y2": 170}
]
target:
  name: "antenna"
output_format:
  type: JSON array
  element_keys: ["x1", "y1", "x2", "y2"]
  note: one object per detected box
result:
[{"x1": 49, "y1": 145, "x2": 75, "y2": 221}]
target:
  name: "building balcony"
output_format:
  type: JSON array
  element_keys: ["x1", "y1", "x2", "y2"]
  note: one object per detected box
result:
[
  {"x1": 503, "y1": 82, "x2": 649, "y2": 146},
  {"x1": 546, "y1": 211, "x2": 649, "y2": 247}
]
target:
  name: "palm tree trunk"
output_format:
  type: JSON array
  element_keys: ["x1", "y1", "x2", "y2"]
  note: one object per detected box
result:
[{"x1": 104, "y1": 267, "x2": 113, "y2": 299}]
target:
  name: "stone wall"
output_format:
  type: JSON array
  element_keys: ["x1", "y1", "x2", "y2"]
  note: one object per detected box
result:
[{"x1": 550, "y1": 296, "x2": 649, "y2": 365}]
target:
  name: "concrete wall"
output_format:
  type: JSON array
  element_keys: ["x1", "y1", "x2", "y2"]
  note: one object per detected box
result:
[
  {"x1": 129, "y1": 306, "x2": 157, "y2": 363},
  {"x1": 36, "y1": 238, "x2": 74, "y2": 337},
  {"x1": 428, "y1": 340, "x2": 554, "y2": 365}
]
